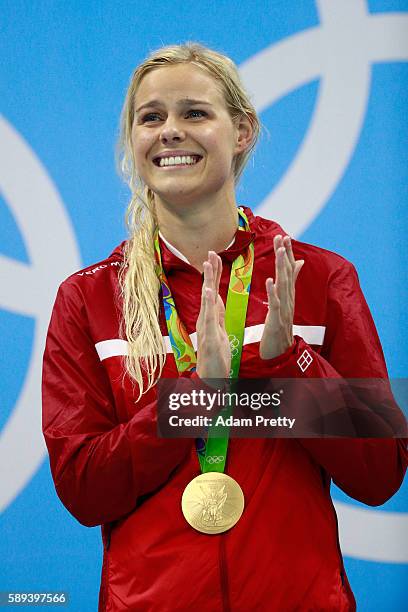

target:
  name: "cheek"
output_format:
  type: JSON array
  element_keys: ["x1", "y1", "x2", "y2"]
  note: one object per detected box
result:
[
  {"x1": 202, "y1": 126, "x2": 235, "y2": 161},
  {"x1": 206, "y1": 137, "x2": 235, "y2": 177},
  {"x1": 201, "y1": 126, "x2": 224, "y2": 149},
  {"x1": 131, "y1": 130, "x2": 151, "y2": 161}
]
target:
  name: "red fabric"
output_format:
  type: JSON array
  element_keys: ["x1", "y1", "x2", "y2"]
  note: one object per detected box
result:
[{"x1": 42, "y1": 207, "x2": 407, "y2": 611}]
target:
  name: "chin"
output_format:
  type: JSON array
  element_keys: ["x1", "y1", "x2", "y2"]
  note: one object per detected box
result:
[{"x1": 148, "y1": 173, "x2": 231, "y2": 208}]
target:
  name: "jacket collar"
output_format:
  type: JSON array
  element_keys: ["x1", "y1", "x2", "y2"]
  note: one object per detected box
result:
[
  {"x1": 110, "y1": 206, "x2": 286, "y2": 266},
  {"x1": 159, "y1": 206, "x2": 257, "y2": 273}
]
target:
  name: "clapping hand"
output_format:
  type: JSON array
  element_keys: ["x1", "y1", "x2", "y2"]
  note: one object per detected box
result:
[
  {"x1": 259, "y1": 235, "x2": 304, "y2": 360},
  {"x1": 196, "y1": 251, "x2": 231, "y2": 379},
  {"x1": 195, "y1": 237, "x2": 304, "y2": 375}
]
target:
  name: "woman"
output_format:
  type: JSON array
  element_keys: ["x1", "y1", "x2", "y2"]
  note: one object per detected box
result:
[{"x1": 42, "y1": 42, "x2": 407, "y2": 611}]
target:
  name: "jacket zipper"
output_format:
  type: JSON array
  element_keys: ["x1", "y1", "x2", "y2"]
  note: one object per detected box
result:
[{"x1": 219, "y1": 536, "x2": 231, "y2": 612}]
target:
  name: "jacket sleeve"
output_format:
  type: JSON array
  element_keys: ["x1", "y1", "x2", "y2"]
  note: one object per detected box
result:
[
  {"x1": 257, "y1": 260, "x2": 407, "y2": 506},
  {"x1": 42, "y1": 280, "x2": 194, "y2": 527}
]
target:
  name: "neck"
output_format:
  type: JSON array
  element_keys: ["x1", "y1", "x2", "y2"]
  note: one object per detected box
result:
[{"x1": 155, "y1": 195, "x2": 239, "y2": 272}]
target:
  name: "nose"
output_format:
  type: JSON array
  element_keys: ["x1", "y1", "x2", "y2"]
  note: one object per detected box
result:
[{"x1": 159, "y1": 116, "x2": 186, "y2": 144}]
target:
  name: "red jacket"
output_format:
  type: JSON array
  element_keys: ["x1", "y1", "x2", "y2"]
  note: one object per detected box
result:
[{"x1": 42, "y1": 207, "x2": 407, "y2": 611}]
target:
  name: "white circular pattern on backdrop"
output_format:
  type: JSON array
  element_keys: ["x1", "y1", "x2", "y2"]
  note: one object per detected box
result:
[{"x1": 0, "y1": 116, "x2": 81, "y2": 514}]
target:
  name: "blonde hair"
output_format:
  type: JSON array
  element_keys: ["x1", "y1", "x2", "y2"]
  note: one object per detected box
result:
[{"x1": 116, "y1": 41, "x2": 261, "y2": 398}]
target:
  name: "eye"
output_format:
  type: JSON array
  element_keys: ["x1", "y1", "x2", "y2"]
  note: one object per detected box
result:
[
  {"x1": 187, "y1": 109, "x2": 207, "y2": 118},
  {"x1": 141, "y1": 113, "x2": 161, "y2": 123},
  {"x1": 141, "y1": 109, "x2": 207, "y2": 123}
]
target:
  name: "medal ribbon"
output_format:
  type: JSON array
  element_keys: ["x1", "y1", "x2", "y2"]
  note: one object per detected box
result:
[{"x1": 154, "y1": 208, "x2": 254, "y2": 474}]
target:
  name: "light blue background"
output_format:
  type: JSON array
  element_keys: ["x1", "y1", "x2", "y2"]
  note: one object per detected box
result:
[{"x1": 1, "y1": 0, "x2": 407, "y2": 609}]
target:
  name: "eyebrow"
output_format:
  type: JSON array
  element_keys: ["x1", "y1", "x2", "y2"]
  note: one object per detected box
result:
[{"x1": 135, "y1": 98, "x2": 213, "y2": 113}]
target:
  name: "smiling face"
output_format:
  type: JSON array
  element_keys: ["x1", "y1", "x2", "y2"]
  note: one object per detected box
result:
[{"x1": 131, "y1": 63, "x2": 249, "y2": 212}]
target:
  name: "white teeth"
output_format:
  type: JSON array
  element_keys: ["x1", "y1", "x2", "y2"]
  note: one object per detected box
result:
[{"x1": 158, "y1": 155, "x2": 200, "y2": 167}]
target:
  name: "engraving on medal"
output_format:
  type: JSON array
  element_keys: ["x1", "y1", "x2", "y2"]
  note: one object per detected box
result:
[
  {"x1": 199, "y1": 483, "x2": 227, "y2": 526},
  {"x1": 181, "y1": 472, "x2": 245, "y2": 534}
]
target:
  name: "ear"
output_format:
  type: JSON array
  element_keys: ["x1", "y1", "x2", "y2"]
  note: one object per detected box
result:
[{"x1": 234, "y1": 114, "x2": 254, "y2": 155}]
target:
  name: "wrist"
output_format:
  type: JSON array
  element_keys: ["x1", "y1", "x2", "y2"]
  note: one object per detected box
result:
[
  {"x1": 260, "y1": 337, "x2": 295, "y2": 361},
  {"x1": 193, "y1": 370, "x2": 228, "y2": 391}
]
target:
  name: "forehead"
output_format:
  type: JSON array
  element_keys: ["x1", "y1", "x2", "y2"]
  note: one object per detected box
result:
[{"x1": 135, "y1": 63, "x2": 225, "y2": 107}]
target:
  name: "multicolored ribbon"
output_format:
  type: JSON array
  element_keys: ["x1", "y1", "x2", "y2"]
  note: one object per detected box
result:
[{"x1": 154, "y1": 208, "x2": 254, "y2": 473}]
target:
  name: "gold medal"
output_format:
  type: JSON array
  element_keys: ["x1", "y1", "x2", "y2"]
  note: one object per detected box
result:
[{"x1": 181, "y1": 472, "x2": 245, "y2": 534}]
